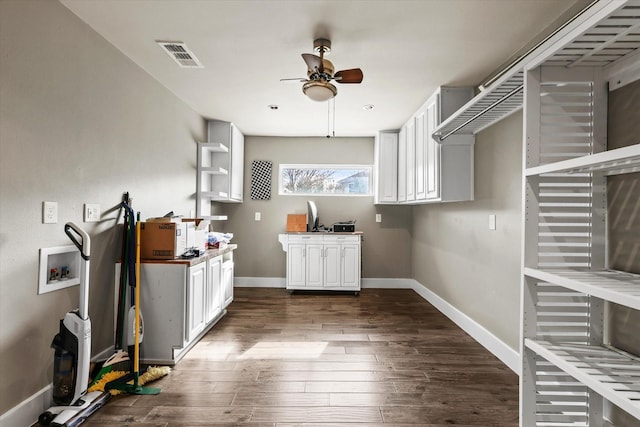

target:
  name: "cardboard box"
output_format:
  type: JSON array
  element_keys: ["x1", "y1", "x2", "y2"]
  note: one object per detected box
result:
[
  {"x1": 140, "y1": 222, "x2": 187, "y2": 259},
  {"x1": 287, "y1": 214, "x2": 307, "y2": 232}
]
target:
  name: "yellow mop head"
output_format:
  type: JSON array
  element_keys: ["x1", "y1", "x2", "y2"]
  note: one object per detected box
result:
[{"x1": 87, "y1": 366, "x2": 171, "y2": 395}]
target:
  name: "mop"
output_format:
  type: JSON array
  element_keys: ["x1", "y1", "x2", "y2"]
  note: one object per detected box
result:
[
  {"x1": 102, "y1": 212, "x2": 164, "y2": 395},
  {"x1": 89, "y1": 206, "x2": 168, "y2": 395},
  {"x1": 88, "y1": 200, "x2": 135, "y2": 388}
]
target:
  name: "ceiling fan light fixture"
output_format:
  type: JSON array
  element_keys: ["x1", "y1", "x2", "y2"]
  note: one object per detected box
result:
[{"x1": 302, "y1": 80, "x2": 337, "y2": 102}]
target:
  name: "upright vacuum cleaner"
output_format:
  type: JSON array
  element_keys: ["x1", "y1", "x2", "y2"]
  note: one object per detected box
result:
[{"x1": 39, "y1": 223, "x2": 110, "y2": 427}]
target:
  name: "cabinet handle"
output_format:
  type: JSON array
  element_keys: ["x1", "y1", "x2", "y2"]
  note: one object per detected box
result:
[{"x1": 303, "y1": 248, "x2": 306, "y2": 257}]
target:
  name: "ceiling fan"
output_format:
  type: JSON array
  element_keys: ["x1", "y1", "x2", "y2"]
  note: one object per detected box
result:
[{"x1": 282, "y1": 38, "x2": 363, "y2": 102}]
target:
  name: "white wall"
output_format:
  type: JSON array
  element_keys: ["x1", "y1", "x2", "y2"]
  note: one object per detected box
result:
[{"x1": 0, "y1": 0, "x2": 205, "y2": 415}]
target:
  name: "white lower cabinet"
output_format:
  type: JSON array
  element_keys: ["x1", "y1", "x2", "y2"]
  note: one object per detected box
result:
[
  {"x1": 205, "y1": 255, "x2": 222, "y2": 323},
  {"x1": 279, "y1": 234, "x2": 361, "y2": 292},
  {"x1": 114, "y1": 248, "x2": 235, "y2": 365},
  {"x1": 186, "y1": 262, "x2": 207, "y2": 343},
  {"x1": 222, "y1": 257, "x2": 234, "y2": 308}
]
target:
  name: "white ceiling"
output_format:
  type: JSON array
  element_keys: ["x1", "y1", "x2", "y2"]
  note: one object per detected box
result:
[{"x1": 60, "y1": 0, "x2": 587, "y2": 137}]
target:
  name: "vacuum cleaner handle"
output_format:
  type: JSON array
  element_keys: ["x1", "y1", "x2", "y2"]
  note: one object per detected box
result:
[{"x1": 65, "y1": 222, "x2": 91, "y2": 260}]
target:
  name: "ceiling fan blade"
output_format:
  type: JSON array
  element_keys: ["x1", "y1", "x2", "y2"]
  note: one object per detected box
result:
[
  {"x1": 334, "y1": 68, "x2": 363, "y2": 84},
  {"x1": 302, "y1": 53, "x2": 324, "y2": 73},
  {"x1": 280, "y1": 77, "x2": 308, "y2": 82}
]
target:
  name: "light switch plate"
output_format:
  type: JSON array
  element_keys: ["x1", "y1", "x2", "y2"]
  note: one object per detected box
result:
[
  {"x1": 489, "y1": 214, "x2": 496, "y2": 230},
  {"x1": 255, "y1": 212, "x2": 261, "y2": 221},
  {"x1": 84, "y1": 203, "x2": 100, "y2": 222},
  {"x1": 375, "y1": 214, "x2": 382, "y2": 223}
]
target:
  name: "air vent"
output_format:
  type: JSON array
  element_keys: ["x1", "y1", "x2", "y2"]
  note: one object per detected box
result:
[{"x1": 157, "y1": 41, "x2": 203, "y2": 68}]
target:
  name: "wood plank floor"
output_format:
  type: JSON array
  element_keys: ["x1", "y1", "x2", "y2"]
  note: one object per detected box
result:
[{"x1": 57, "y1": 288, "x2": 519, "y2": 426}]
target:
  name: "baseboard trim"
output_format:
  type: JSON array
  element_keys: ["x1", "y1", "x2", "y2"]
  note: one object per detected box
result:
[
  {"x1": 234, "y1": 277, "x2": 285, "y2": 288},
  {"x1": 234, "y1": 277, "x2": 413, "y2": 289},
  {"x1": 0, "y1": 384, "x2": 50, "y2": 427},
  {"x1": 409, "y1": 279, "x2": 520, "y2": 375},
  {"x1": 0, "y1": 345, "x2": 120, "y2": 427}
]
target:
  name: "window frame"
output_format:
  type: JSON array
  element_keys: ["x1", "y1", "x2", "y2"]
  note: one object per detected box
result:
[{"x1": 278, "y1": 163, "x2": 373, "y2": 197}]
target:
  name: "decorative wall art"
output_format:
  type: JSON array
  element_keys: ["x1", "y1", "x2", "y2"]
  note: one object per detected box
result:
[{"x1": 250, "y1": 160, "x2": 272, "y2": 200}]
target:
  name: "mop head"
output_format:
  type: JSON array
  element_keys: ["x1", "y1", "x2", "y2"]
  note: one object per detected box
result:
[
  {"x1": 89, "y1": 351, "x2": 131, "y2": 388},
  {"x1": 88, "y1": 366, "x2": 171, "y2": 395}
]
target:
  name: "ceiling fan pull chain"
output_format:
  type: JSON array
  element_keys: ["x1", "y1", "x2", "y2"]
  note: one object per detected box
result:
[{"x1": 332, "y1": 97, "x2": 336, "y2": 137}]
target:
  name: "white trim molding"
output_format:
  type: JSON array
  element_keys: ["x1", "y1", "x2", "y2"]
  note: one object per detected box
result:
[{"x1": 409, "y1": 279, "x2": 520, "y2": 374}]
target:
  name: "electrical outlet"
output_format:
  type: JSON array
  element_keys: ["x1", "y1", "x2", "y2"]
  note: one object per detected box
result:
[
  {"x1": 43, "y1": 201, "x2": 58, "y2": 224},
  {"x1": 375, "y1": 214, "x2": 382, "y2": 223},
  {"x1": 84, "y1": 203, "x2": 100, "y2": 223},
  {"x1": 255, "y1": 212, "x2": 261, "y2": 221}
]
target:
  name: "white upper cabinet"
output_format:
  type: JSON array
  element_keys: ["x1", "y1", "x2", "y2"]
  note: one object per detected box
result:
[
  {"x1": 397, "y1": 127, "x2": 407, "y2": 202},
  {"x1": 374, "y1": 131, "x2": 398, "y2": 204},
  {"x1": 196, "y1": 120, "x2": 245, "y2": 217},
  {"x1": 378, "y1": 86, "x2": 474, "y2": 205}
]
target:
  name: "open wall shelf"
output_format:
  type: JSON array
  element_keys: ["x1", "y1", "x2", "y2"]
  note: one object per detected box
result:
[{"x1": 526, "y1": 340, "x2": 640, "y2": 421}]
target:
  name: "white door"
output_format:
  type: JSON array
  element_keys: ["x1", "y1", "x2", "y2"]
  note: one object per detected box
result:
[
  {"x1": 287, "y1": 244, "x2": 306, "y2": 288},
  {"x1": 205, "y1": 256, "x2": 222, "y2": 323},
  {"x1": 222, "y1": 260, "x2": 233, "y2": 308},
  {"x1": 406, "y1": 118, "x2": 416, "y2": 202},
  {"x1": 375, "y1": 132, "x2": 398, "y2": 203},
  {"x1": 230, "y1": 124, "x2": 244, "y2": 201},
  {"x1": 323, "y1": 244, "x2": 341, "y2": 288},
  {"x1": 415, "y1": 108, "x2": 427, "y2": 201},
  {"x1": 306, "y1": 244, "x2": 324, "y2": 287},
  {"x1": 397, "y1": 127, "x2": 407, "y2": 202},
  {"x1": 187, "y1": 263, "x2": 206, "y2": 343},
  {"x1": 341, "y1": 244, "x2": 361, "y2": 288},
  {"x1": 426, "y1": 95, "x2": 441, "y2": 199}
]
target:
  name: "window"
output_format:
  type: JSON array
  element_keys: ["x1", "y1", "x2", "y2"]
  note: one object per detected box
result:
[{"x1": 279, "y1": 164, "x2": 372, "y2": 196}]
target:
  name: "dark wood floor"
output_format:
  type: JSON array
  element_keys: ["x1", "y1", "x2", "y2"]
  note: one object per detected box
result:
[{"x1": 74, "y1": 288, "x2": 519, "y2": 426}]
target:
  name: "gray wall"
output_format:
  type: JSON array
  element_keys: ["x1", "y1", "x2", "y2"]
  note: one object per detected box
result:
[
  {"x1": 222, "y1": 136, "x2": 413, "y2": 280},
  {"x1": 0, "y1": 1, "x2": 206, "y2": 414},
  {"x1": 411, "y1": 111, "x2": 524, "y2": 351}
]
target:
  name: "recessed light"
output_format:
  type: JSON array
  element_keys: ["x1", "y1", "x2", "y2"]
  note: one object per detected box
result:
[
  {"x1": 268, "y1": 104, "x2": 279, "y2": 110},
  {"x1": 362, "y1": 104, "x2": 375, "y2": 110}
]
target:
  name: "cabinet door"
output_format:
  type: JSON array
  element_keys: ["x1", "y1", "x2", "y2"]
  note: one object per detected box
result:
[
  {"x1": 230, "y1": 124, "x2": 244, "y2": 201},
  {"x1": 425, "y1": 95, "x2": 441, "y2": 199},
  {"x1": 306, "y1": 244, "x2": 324, "y2": 287},
  {"x1": 374, "y1": 132, "x2": 398, "y2": 203},
  {"x1": 222, "y1": 260, "x2": 234, "y2": 308},
  {"x1": 323, "y1": 244, "x2": 341, "y2": 288},
  {"x1": 341, "y1": 244, "x2": 361, "y2": 288},
  {"x1": 397, "y1": 127, "x2": 407, "y2": 202},
  {"x1": 406, "y1": 118, "x2": 416, "y2": 202},
  {"x1": 205, "y1": 256, "x2": 222, "y2": 323},
  {"x1": 415, "y1": 108, "x2": 427, "y2": 201},
  {"x1": 287, "y1": 243, "x2": 306, "y2": 288},
  {"x1": 187, "y1": 262, "x2": 206, "y2": 343}
]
